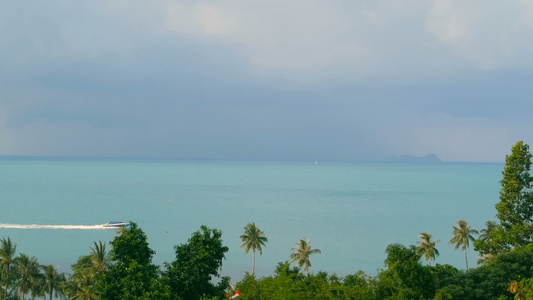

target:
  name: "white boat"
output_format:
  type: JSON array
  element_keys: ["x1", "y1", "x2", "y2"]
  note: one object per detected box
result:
[{"x1": 103, "y1": 222, "x2": 129, "y2": 228}]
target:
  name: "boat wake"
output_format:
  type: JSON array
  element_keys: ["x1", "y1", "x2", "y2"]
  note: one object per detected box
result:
[{"x1": 0, "y1": 223, "x2": 118, "y2": 230}]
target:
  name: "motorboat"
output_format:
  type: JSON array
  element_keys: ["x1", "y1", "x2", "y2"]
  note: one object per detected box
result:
[{"x1": 103, "y1": 221, "x2": 129, "y2": 228}]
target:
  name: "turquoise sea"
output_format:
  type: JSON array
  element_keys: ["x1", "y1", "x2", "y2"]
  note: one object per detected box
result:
[{"x1": 0, "y1": 158, "x2": 503, "y2": 280}]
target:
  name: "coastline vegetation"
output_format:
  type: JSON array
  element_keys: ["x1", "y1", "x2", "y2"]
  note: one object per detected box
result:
[{"x1": 1, "y1": 141, "x2": 533, "y2": 299}]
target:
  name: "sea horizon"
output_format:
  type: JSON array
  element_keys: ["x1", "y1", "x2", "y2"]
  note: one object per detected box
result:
[{"x1": 0, "y1": 154, "x2": 505, "y2": 164}]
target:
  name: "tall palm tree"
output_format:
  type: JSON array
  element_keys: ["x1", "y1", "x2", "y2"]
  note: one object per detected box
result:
[
  {"x1": 290, "y1": 238, "x2": 321, "y2": 275},
  {"x1": 240, "y1": 223, "x2": 268, "y2": 275},
  {"x1": 28, "y1": 265, "x2": 44, "y2": 300},
  {"x1": 42, "y1": 265, "x2": 65, "y2": 300},
  {"x1": 0, "y1": 237, "x2": 17, "y2": 299},
  {"x1": 449, "y1": 219, "x2": 478, "y2": 271},
  {"x1": 416, "y1": 232, "x2": 440, "y2": 266},
  {"x1": 14, "y1": 253, "x2": 41, "y2": 300},
  {"x1": 90, "y1": 241, "x2": 108, "y2": 274}
]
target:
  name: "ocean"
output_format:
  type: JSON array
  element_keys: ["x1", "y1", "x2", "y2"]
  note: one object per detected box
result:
[{"x1": 0, "y1": 157, "x2": 503, "y2": 280}]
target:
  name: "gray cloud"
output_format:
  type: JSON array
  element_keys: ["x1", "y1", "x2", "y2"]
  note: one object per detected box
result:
[{"x1": 1, "y1": 1, "x2": 532, "y2": 162}]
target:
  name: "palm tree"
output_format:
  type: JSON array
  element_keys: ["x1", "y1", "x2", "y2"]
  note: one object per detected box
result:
[
  {"x1": 240, "y1": 223, "x2": 268, "y2": 275},
  {"x1": 90, "y1": 241, "x2": 108, "y2": 274},
  {"x1": 66, "y1": 272, "x2": 98, "y2": 300},
  {"x1": 63, "y1": 242, "x2": 106, "y2": 300},
  {"x1": 476, "y1": 220, "x2": 498, "y2": 265},
  {"x1": 449, "y1": 219, "x2": 478, "y2": 271},
  {"x1": 290, "y1": 238, "x2": 321, "y2": 275},
  {"x1": 478, "y1": 220, "x2": 496, "y2": 242},
  {"x1": 416, "y1": 232, "x2": 440, "y2": 266},
  {"x1": 14, "y1": 253, "x2": 41, "y2": 300},
  {"x1": 477, "y1": 252, "x2": 496, "y2": 266},
  {"x1": 28, "y1": 265, "x2": 44, "y2": 300},
  {"x1": 42, "y1": 265, "x2": 65, "y2": 300},
  {"x1": 0, "y1": 237, "x2": 17, "y2": 299}
]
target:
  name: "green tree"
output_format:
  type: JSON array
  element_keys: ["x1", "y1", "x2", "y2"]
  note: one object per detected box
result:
[
  {"x1": 64, "y1": 255, "x2": 98, "y2": 300},
  {"x1": 240, "y1": 223, "x2": 268, "y2": 275},
  {"x1": 431, "y1": 263, "x2": 459, "y2": 291},
  {"x1": 496, "y1": 141, "x2": 533, "y2": 247},
  {"x1": 235, "y1": 273, "x2": 261, "y2": 300},
  {"x1": 237, "y1": 262, "x2": 379, "y2": 300},
  {"x1": 341, "y1": 270, "x2": 379, "y2": 300},
  {"x1": 508, "y1": 279, "x2": 533, "y2": 300},
  {"x1": 42, "y1": 265, "x2": 65, "y2": 300},
  {"x1": 14, "y1": 253, "x2": 42, "y2": 300},
  {"x1": 439, "y1": 244, "x2": 533, "y2": 299},
  {"x1": 378, "y1": 243, "x2": 436, "y2": 299},
  {"x1": 64, "y1": 240, "x2": 108, "y2": 299},
  {"x1": 96, "y1": 222, "x2": 169, "y2": 300},
  {"x1": 475, "y1": 220, "x2": 498, "y2": 265},
  {"x1": 478, "y1": 220, "x2": 497, "y2": 242},
  {"x1": 165, "y1": 225, "x2": 229, "y2": 300},
  {"x1": 239, "y1": 261, "x2": 304, "y2": 300},
  {"x1": 0, "y1": 237, "x2": 17, "y2": 299},
  {"x1": 416, "y1": 232, "x2": 440, "y2": 266},
  {"x1": 90, "y1": 241, "x2": 108, "y2": 274},
  {"x1": 449, "y1": 219, "x2": 478, "y2": 271},
  {"x1": 290, "y1": 238, "x2": 321, "y2": 275}
]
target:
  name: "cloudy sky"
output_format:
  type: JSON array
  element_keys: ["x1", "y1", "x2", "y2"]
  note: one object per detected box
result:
[{"x1": 1, "y1": 1, "x2": 532, "y2": 162}]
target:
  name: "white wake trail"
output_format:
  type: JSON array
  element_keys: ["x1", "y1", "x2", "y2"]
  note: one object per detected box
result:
[{"x1": 0, "y1": 223, "x2": 114, "y2": 230}]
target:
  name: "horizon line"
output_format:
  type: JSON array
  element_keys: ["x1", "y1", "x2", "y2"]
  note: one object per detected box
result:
[{"x1": 0, "y1": 154, "x2": 504, "y2": 164}]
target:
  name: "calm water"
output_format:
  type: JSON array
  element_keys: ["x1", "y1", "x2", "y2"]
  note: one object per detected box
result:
[{"x1": 0, "y1": 158, "x2": 503, "y2": 280}]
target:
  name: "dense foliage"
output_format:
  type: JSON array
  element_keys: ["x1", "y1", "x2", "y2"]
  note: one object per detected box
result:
[
  {"x1": 236, "y1": 262, "x2": 379, "y2": 300},
  {"x1": 497, "y1": 140, "x2": 533, "y2": 245},
  {"x1": 439, "y1": 244, "x2": 533, "y2": 299},
  {"x1": 95, "y1": 222, "x2": 169, "y2": 300},
  {"x1": 165, "y1": 225, "x2": 229, "y2": 300},
  {"x1": 235, "y1": 244, "x2": 533, "y2": 300},
  {"x1": 0, "y1": 237, "x2": 66, "y2": 300},
  {"x1": 3, "y1": 225, "x2": 533, "y2": 300},
  {"x1": 477, "y1": 141, "x2": 533, "y2": 258}
]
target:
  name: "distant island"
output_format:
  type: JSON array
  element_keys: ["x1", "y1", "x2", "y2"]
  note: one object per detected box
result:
[{"x1": 385, "y1": 153, "x2": 443, "y2": 163}]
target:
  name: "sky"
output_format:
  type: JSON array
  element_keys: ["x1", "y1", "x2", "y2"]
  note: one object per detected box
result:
[{"x1": 1, "y1": 1, "x2": 533, "y2": 162}]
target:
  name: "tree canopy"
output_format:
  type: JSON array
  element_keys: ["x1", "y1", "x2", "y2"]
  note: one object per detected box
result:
[
  {"x1": 496, "y1": 140, "x2": 533, "y2": 247},
  {"x1": 165, "y1": 225, "x2": 229, "y2": 300},
  {"x1": 379, "y1": 243, "x2": 436, "y2": 299},
  {"x1": 477, "y1": 141, "x2": 533, "y2": 259},
  {"x1": 95, "y1": 222, "x2": 170, "y2": 300}
]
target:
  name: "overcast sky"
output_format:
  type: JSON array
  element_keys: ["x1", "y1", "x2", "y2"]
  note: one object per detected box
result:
[{"x1": 1, "y1": 1, "x2": 532, "y2": 162}]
